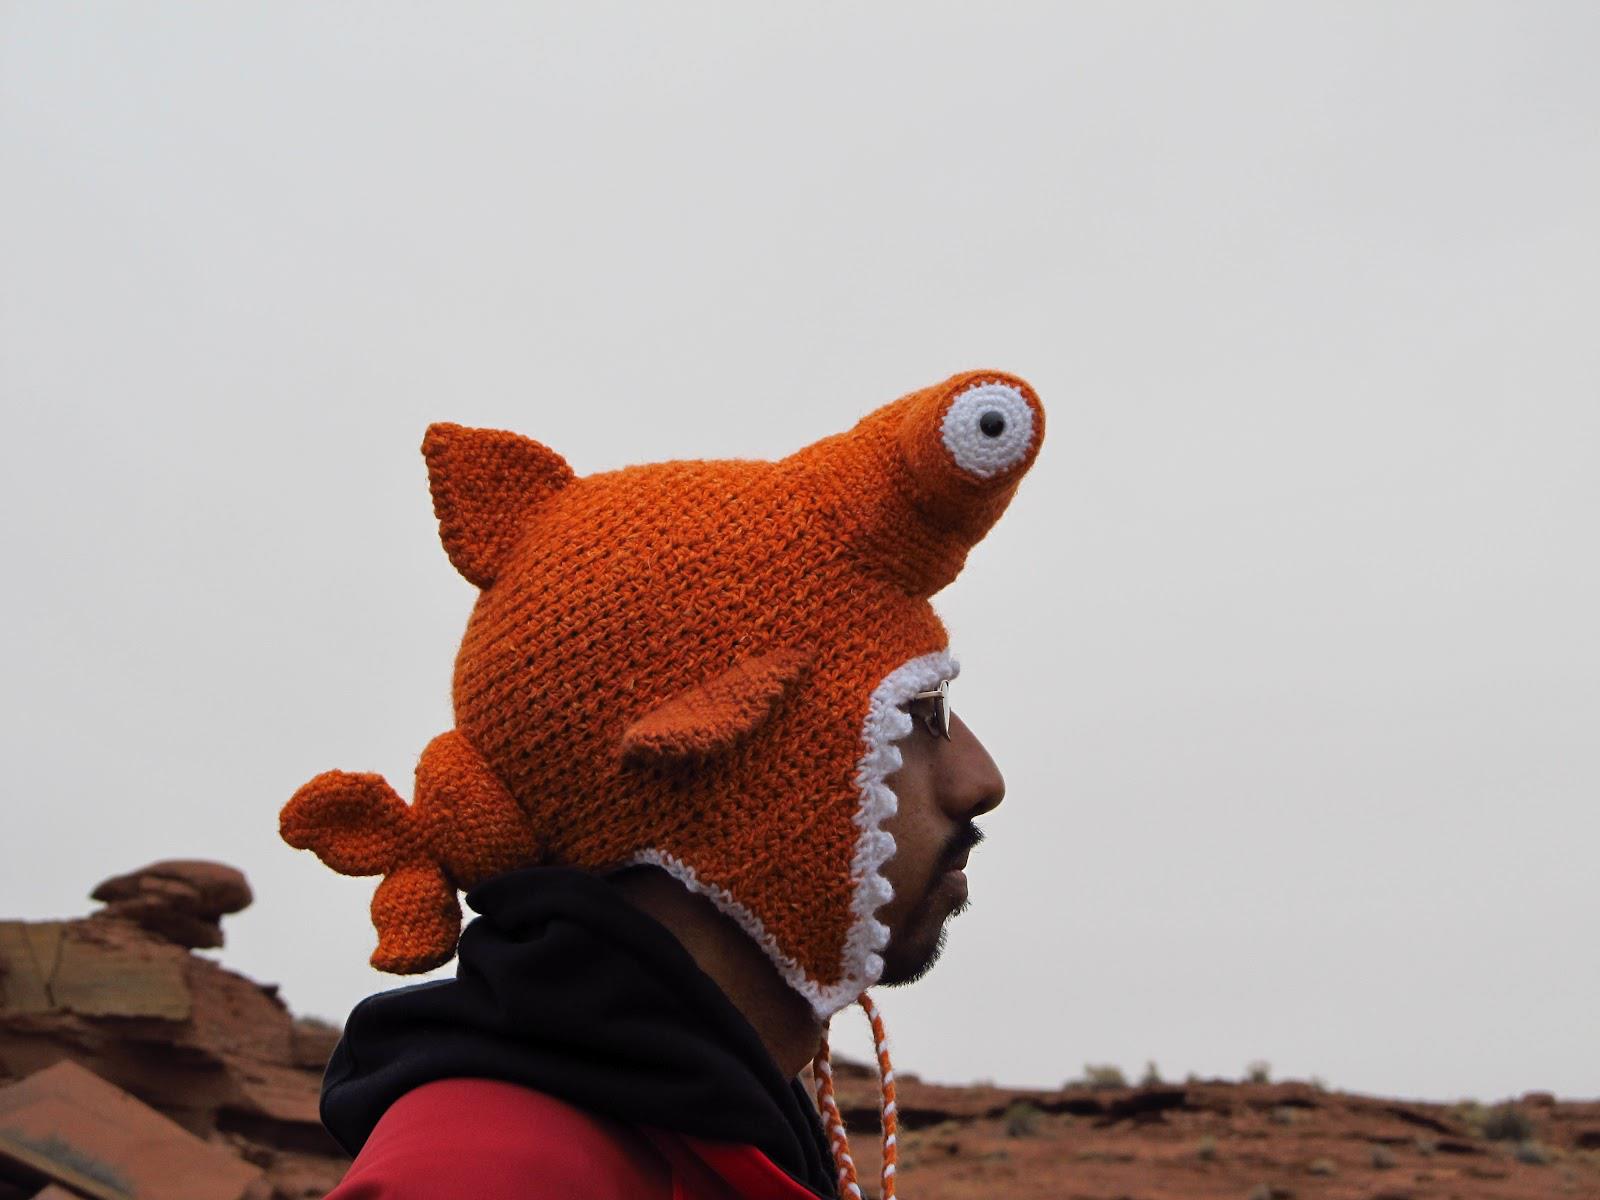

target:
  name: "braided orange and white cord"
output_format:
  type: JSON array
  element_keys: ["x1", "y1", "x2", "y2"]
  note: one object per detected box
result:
[
  {"x1": 860, "y1": 993, "x2": 899, "y2": 1199},
  {"x1": 812, "y1": 1029, "x2": 863, "y2": 1198},
  {"x1": 812, "y1": 992, "x2": 902, "y2": 1200}
]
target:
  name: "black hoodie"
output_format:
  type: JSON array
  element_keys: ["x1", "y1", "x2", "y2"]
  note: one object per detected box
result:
[{"x1": 321, "y1": 866, "x2": 839, "y2": 1198}]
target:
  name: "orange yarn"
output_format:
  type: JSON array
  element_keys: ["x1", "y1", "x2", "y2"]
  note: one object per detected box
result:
[
  {"x1": 861, "y1": 994, "x2": 899, "y2": 1200},
  {"x1": 810, "y1": 993, "x2": 902, "y2": 1199},
  {"x1": 281, "y1": 370, "x2": 1044, "y2": 1014},
  {"x1": 282, "y1": 730, "x2": 538, "y2": 971},
  {"x1": 811, "y1": 1024, "x2": 862, "y2": 1200}
]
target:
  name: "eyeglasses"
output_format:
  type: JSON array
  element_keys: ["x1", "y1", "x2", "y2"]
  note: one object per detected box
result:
[{"x1": 908, "y1": 678, "x2": 952, "y2": 740}]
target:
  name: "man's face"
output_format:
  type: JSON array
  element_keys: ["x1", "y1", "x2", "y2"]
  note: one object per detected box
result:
[{"x1": 875, "y1": 697, "x2": 1006, "y2": 986}]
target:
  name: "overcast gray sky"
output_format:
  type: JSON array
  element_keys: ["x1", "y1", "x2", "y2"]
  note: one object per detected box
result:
[{"x1": 2, "y1": 2, "x2": 1596, "y2": 1103}]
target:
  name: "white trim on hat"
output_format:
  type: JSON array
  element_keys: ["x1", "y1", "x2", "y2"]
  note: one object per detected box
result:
[{"x1": 622, "y1": 648, "x2": 959, "y2": 1018}]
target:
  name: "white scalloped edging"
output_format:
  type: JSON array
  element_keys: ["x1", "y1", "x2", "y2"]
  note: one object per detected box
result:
[{"x1": 623, "y1": 649, "x2": 959, "y2": 1018}]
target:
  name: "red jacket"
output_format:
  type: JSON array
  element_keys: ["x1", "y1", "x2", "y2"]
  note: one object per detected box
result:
[{"x1": 328, "y1": 1077, "x2": 825, "y2": 1199}]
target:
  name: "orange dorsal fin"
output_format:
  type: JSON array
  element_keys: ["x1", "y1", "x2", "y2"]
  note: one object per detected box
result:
[
  {"x1": 620, "y1": 649, "x2": 811, "y2": 766},
  {"x1": 422, "y1": 423, "x2": 575, "y2": 588}
]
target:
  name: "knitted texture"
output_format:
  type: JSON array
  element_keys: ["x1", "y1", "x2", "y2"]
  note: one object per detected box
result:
[
  {"x1": 810, "y1": 994, "x2": 904, "y2": 1199},
  {"x1": 862, "y1": 993, "x2": 900, "y2": 1199},
  {"x1": 281, "y1": 369, "x2": 1044, "y2": 1016},
  {"x1": 812, "y1": 1026, "x2": 863, "y2": 1200}
]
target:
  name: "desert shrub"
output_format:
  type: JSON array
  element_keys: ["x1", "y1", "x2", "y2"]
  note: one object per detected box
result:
[
  {"x1": 1414, "y1": 1137, "x2": 1437, "y2": 1156},
  {"x1": 1079, "y1": 1063, "x2": 1127, "y2": 1090},
  {"x1": 1370, "y1": 1145, "x2": 1397, "y2": 1169},
  {"x1": 1514, "y1": 1140, "x2": 1551, "y2": 1166},
  {"x1": 1482, "y1": 1104, "x2": 1535, "y2": 1142},
  {"x1": 1195, "y1": 1135, "x2": 1218, "y2": 1161},
  {"x1": 1308, "y1": 1075, "x2": 1327, "y2": 1092},
  {"x1": 1308, "y1": 1157, "x2": 1337, "y2": 1176},
  {"x1": 1245, "y1": 1059, "x2": 1272, "y2": 1084},
  {"x1": 1003, "y1": 1100, "x2": 1041, "y2": 1138},
  {"x1": 1271, "y1": 1105, "x2": 1299, "y2": 1125},
  {"x1": 1140, "y1": 1060, "x2": 1163, "y2": 1087},
  {"x1": 1454, "y1": 1100, "x2": 1488, "y2": 1133}
]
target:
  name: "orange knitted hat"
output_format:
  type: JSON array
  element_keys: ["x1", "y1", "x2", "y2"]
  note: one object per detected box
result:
[{"x1": 282, "y1": 369, "x2": 1044, "y2": 1019}]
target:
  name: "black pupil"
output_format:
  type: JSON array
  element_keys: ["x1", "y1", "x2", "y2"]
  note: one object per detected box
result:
[{"x1": 979, "y1": 411, "x2": 1006, "y2": 437}]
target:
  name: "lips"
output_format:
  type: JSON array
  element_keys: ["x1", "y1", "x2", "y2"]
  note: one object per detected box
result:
[
  {"x1": 941, "y1": 865, "x2": 969, "y2": 906},
  {"x1": 936, "y1": 824, "x2": 981, "y2": 907},
  {"x1": 941, "y1": 849, "x2": 971, "y2": 895}
]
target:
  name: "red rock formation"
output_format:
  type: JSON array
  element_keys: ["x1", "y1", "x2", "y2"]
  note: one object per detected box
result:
[
  {"x1": 2, "y1": 863, "x2": 1597, "y2": 1199},
  {"x1": 0, "y1": 862, "x2": 346, "y2": 1200},
  {"x1": 825, "y1": 1067, "x2": 1600, "y2": 1199},
  {"x1": 89, "y1": 860, "x2": 252, "y2": 950},
  {"x1": 0, "y1": 1060, "x2": 263, "y2": 1199}
]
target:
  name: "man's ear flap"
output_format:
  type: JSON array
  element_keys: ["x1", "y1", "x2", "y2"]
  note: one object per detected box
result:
[
  {"x1": 620, "y1": 649, "x2": 812, "y2": 767},
  {"x1": 422, "y1": 423, "x2": 575, "y2": 589}
]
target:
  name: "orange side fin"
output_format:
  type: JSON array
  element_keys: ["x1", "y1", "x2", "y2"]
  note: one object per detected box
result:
[
  {"x1": 422, "y1": 422, "x2": 575, "y2": 589},
  {"x1": 620, "y1": 649, "x2": 811, "y2": 766}
]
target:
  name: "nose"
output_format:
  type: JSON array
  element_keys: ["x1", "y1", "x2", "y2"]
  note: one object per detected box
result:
[{"x1": 940, "y1": 711, "x2": 1006, "y2": 821}]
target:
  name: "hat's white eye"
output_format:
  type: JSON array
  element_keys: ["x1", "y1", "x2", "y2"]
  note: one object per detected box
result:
[{"x1": 940, "y1": 382, "x2": 1036, "y2": 479}]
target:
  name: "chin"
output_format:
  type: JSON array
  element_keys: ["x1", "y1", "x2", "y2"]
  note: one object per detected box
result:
[{"x1": 877, "y1": 895, "x2": 969, "y2": 987}]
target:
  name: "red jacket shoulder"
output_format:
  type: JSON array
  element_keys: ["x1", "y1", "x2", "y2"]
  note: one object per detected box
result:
[{"x1": 326, "y1": 1078, "x2": 673, "y2": 1200}]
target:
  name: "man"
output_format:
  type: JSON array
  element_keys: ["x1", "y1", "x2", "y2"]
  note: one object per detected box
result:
[{"x1": 284, "y1": 370, "x2": 1045, "y2": 1198}]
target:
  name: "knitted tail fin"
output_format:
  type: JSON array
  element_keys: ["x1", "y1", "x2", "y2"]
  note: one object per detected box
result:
[
  {"x1": 280, "y1": 730, "x2": 539, "y2": 974},
  {"x1": 280, "y1": 767, "x2": 459, "y2": 973}
]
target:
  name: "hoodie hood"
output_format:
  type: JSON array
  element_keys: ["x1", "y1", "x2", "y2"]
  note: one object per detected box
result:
[{"x1": 320, "y1": 866, "x2": 838, "y2": 1198}]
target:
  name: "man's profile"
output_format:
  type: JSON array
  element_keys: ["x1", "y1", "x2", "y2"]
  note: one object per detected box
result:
[{"x1": 281, "y1": 370, "x2": 1045, "y2": 1198}]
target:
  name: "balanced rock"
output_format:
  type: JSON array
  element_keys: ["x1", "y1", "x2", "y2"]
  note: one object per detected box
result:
[{"x1": 91, "y1": 860, "x2": 253, "y2": 949}]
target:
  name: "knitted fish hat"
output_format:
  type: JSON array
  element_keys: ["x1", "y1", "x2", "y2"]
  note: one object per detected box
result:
[{"x1": 282, "y1": 369, "x2": 1044, "y2": 1020}]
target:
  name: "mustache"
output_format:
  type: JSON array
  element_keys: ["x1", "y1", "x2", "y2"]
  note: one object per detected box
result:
[{"x1": 942, "y1": 821, "x2": 985, "y2": 869}]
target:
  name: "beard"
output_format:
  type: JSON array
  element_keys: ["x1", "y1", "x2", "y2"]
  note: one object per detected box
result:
[
  {"x1": 877, "y1": 891, "x2": 971, "y2": 986},
  {"x1": 876, "y1": 820, "x2": 984, "y2": 987}
]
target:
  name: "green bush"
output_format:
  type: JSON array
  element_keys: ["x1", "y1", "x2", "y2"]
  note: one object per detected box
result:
[
  {"x1": 1079, "y1": 1063, "x2": 1127, "y2": 1090},
  {"x1": 1514, "y1": 1140, "x2": 1551, "y2": 1166},
  {"x1": 1245, "y1": 1059, "x2": 1272, "y2": 1084},
  {"x1": 1370, "y1": 1145, "x2": 1397, "y2": 1169},
  {"x1": 1482, "y1": 1104, "x2": 1535, "y2": 1142},
  {"x1": 1140, "y1": 1060, "x2": 1163, "y2": 1087},
  {"x1": 1454, "y1": 1100, "x2": 1488, "y2": 1134},
  {"x1": 1003, "y1": 1100, "x2": 1041, "y2": 1138},
  {"x1": 1195, "y1": 1135, "x2": 1218, "y2": 1162}
]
